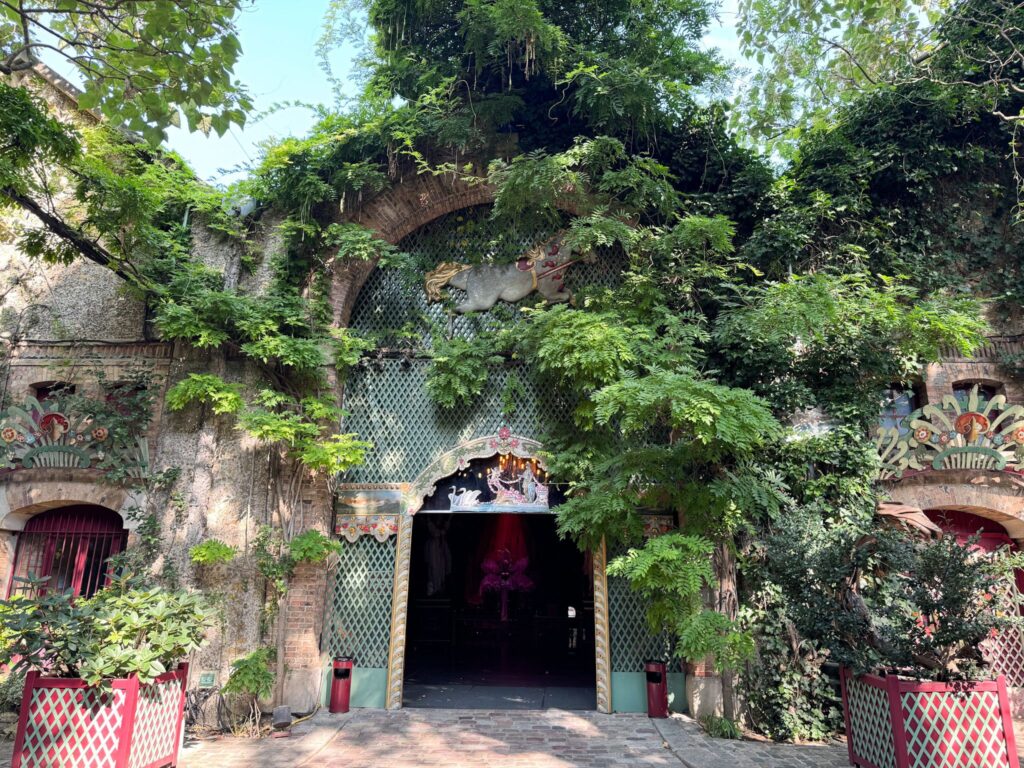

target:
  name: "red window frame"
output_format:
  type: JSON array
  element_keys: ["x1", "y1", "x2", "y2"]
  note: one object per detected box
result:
[{"x1": 7, "y1": 506, "x2": 127, "y2": 599}]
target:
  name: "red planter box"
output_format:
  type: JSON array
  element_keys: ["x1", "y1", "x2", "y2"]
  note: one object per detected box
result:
[
  {"x1": 10, "y1": 663, "x2": 189, "y2": 768},
  {"x1": 840, "y1": 667, "x2": 1020, "y2": 768}
]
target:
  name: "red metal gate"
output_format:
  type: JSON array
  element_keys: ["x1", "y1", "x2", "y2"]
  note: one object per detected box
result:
[{"x1": 8, "y1": 506, "x2": 127, "y2": 599}]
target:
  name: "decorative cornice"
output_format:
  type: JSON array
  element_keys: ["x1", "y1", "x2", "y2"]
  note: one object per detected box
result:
[
  {"x1": 9, "y1": 341, "x2": 173, "y2": 363},
  {"x1": 0, "y1": 395, "x2": 147, "y2": 477},
  {"x1": 335, "y1": 514, "x2": 399, "y2": 543},
  {"x1": 877, "y1": 385, "x2": 1024, "y2": 481}
]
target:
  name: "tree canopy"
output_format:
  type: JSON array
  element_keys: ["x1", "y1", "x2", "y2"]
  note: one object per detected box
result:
[{"x1": 0, "y1": 0, "x2": 251, "y2": 142}]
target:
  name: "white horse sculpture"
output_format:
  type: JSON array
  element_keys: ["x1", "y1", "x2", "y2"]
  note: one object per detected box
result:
[{"x1": 425, "y1": 233, "x2": 588, "y2": 313}]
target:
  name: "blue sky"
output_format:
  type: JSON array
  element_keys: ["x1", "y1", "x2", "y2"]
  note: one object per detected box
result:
[{"x1": 165, "y1": 0, "x2": 745, "y2": 184}]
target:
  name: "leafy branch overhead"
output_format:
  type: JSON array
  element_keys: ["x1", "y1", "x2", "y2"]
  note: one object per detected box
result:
[{"x1": 0, "y1": 0, "x2": 251, "y2": 143}]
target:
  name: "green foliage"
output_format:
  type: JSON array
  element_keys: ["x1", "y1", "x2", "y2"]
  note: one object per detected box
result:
[
  {"x1": 735, "y1": 0, "x2": 1024, "y2": 152},
  {"x1": 189, "y1": 539, "x2": 237, "y2": 566},
  {"x1": 222, "y1": 648, "x2": 276, "y2": 700},
  {"x1": 715, "y1": 274, "x2": 988, "y2": 423},
  {"x1": 0, "y1": 84, "x2": 78, "y2": 194},
  {"x1": 0, "y1": 2, "x2": 251, "y2": 143},
  {"x1": 738, "y1": 583, "x2": 841, "y2": 742},
  {"x1": 699, "y1": 714, "x2": 744, "y2": 740},
  {"x1": 0, "y1": 577, "x2": 209, "y2": 685},
  {"x1": 608, "y1": 534, "x2": 754, "y2": 670},
  {"x1": 594, "y1": 371, "x2": 778, "y2": 454},
  {"x1": 288, "y1": 531, "x2": 342, "y2": 565},
  {"x1": 166, "y1": 374, "x2": 244, "y2": 415},
  {"x1": 0, "y1": 670, "x2": 25, "y2": 713},
  {"x1": 252, "y1": 527, "x2": 340, "y2": 614},
  {"x1": 764, "y1": 511, "x2": 1023, "y2": 681},
  {"x1": 734, "y1": 0, "x2": 939, "y2": 150},
  {"x1": 426, "y1": 335, "x2": 506, "y2": 409},
  {"x1": 525, "y1": 306, "x2": 635, "y2": 395},
  {"x1": 253, "y1": 526, "x2": 290, "y2": 607}
]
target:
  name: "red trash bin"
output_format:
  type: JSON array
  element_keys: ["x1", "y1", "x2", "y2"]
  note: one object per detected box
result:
[
  {"x1": 330, "y1": 656, "x2": 354, "y2": 714},
  {"x1": 644, "y1": 660, "x2": 669, "y2": 718}
]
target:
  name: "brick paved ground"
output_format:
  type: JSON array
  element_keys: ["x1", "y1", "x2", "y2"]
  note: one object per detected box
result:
[
  {"x1": 0, "y1": 709, "x2": 850, "y2": 768},
  {"x1": 3, "y1": 707, "x2": 1023, "y2": 767}
]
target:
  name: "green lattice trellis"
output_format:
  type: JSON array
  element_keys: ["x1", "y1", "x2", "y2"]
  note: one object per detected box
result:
[
  {"x1": 349, "y1": 205, "x2": 624, "y2": 348},
  {"x1": 326, "y1": 536, "x2": 397, "y2": 668},
  {"x1": 342, "y1": 359, "x2": 566, "y2": 483},
  {"x1": 343, "y1": 204, "x2": 623, "y2": 484},
  {"x1": 608, "y1": 571, "x2": 673, "y2": 673}
]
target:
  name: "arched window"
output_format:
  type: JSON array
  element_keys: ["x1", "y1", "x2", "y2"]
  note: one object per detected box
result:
[
  {"x1": 953, "y1": 380, "x2": 1006, "y2": 419},
  {"x1": 7, "y1": 506, "x2": 127, "y2": 599}
]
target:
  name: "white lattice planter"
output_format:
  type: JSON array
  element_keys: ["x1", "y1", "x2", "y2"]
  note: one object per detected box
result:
[
  {"x1": 10, "y1": 663, "x2": 188, "y2": 768},
  {"x1": 841, "y1": 668, "x2": 1020, "y2": 768}
]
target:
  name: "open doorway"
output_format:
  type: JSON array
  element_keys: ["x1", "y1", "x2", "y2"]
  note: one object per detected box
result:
[{"x1": 403, "y1": 511, "x2": 596, "y2": 709}]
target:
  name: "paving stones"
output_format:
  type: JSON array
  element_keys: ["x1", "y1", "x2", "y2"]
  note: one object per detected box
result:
[{"x1": 1, "y1": 706, "x2": 1018, "y2": 767}]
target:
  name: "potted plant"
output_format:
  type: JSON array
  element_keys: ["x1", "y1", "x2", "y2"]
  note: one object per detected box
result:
[
  {"x1": 771, "y1": 512, "x2": 1022, "y2": 768},
  {"x1": 0, "y1": 576, "x2": 209, "y2": 768}
]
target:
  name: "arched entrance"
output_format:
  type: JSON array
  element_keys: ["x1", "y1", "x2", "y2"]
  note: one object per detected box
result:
[
  {"x1": 403, "y1": 459, "x2": 595, "y2": 708},
  {"x1": 384, "y1": 435, "x2": 608, "y2": 711},
  {"x1": 6, "y1": 505, "x2": 126, "y2": 598}
]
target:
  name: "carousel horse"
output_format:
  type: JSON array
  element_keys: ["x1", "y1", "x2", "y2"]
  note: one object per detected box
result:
[{"x1": 424, "y1": 233, "x2": 590, "y2": 312}]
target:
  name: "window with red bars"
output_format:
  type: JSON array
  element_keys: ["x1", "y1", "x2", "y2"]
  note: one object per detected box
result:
[{"x1": 8, "y1": 505, "x2": 127, "y2": 599}]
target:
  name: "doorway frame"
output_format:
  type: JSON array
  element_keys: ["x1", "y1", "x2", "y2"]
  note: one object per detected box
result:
[{"x1": 384, "y1": 434, "x2": 611, "y2": 711}]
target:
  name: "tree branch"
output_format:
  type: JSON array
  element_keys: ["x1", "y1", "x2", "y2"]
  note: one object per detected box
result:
[{"x1": 2, "y1": 186, "x2": 146, "y2": 286}]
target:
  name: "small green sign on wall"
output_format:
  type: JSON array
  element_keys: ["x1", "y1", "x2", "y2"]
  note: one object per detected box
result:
[{"x1": 197, "y1": 671, "x2": 217, "y2": 689}]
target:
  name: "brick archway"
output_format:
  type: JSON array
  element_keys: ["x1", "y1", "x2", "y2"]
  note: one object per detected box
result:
[
  {"x1": 329, "y1": 172, "x2": 589, "y2": 328},
  {"x1": 329, "y1": 173, "x2": 496, "y2": 328},
  {"x1": 884, "y1": 470, "x2": 1024, "y2": 542}
]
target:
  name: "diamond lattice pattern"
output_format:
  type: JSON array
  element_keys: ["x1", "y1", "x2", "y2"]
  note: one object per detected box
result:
[
  {"x1": 342, "y1": 359, "x2": 565, "y2": 484},
  {"x1": 901, "y1": 689, "x2": 1013, "y2": 768},
  {"x1": 343, "y1": 204, "x2": 623, "y2": 485},
  {"x1": 327, "y1": 536, "x2": 397, "y2": 667},
  {"x1": 608, "y1": 570, "x2": 672, "y2": 673},
  {"x1": 846, "y1": 676, "x2": 897, "y2": 768},
  {"x1": 982, "y1": 577, "x2": 1024, "y2": 688},
  {"x1": 127, "y1": 677, "x2": 182, "y2": 768},
  {"x1": 18, "y1": 685, "x2": 125, "y2": 768}
]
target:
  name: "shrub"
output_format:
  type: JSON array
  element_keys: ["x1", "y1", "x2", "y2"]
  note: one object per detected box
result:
[
  {"x1": 766, "y1": 512, "x2": 1024, "y2": 681},
  {"x1": 699, "y1": 714, "x2": 743, "y2": 740},
  {"x1": 0, "y1": 575, "x2": 210, "y2": 685},
  {"x1": 222, "y1": 648, "x2": 276, "y2": 737}
]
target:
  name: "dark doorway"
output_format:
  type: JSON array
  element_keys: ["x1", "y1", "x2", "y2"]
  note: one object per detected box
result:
[{"x1": 403, "y1": 512, "x2": 596, "y2": 709}]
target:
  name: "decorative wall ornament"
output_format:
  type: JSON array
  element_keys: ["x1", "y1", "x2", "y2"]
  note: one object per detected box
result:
[
  {"x1": 334, "y1": 514, "x2": 400, "y2": 543},
  {"x1": 0, "y1": 396, "x2": 147, "y2": 476},
  {"x1": 406, "y1": 430, "x2": 546, "y2": 513},
  {"x1": 876, "y1": 385, "x2": 1024, "y2": 481},
  {"x1": 641, "y1": 515, "x2": 676, "y2": 538},
  {"x1": 447, "y1": 454, "x2": 549, "y2": 513},
  {"x1": 424, "y1": 233, "x2": 590, "y2": 312},
  {"x1": 593, "y1": 538, "x2": 612, "y2": 714},
  {"x1": 385, "y1": 514, "x2": 414, "y2": 710}
]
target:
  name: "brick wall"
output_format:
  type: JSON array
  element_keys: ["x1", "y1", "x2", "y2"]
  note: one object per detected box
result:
[
  {"x1": 923, "y1": 336, "x2": 1024, "y2": 404},
  {"x1": 278, "y1": 465, "x2": 334, "y2": 711}
]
